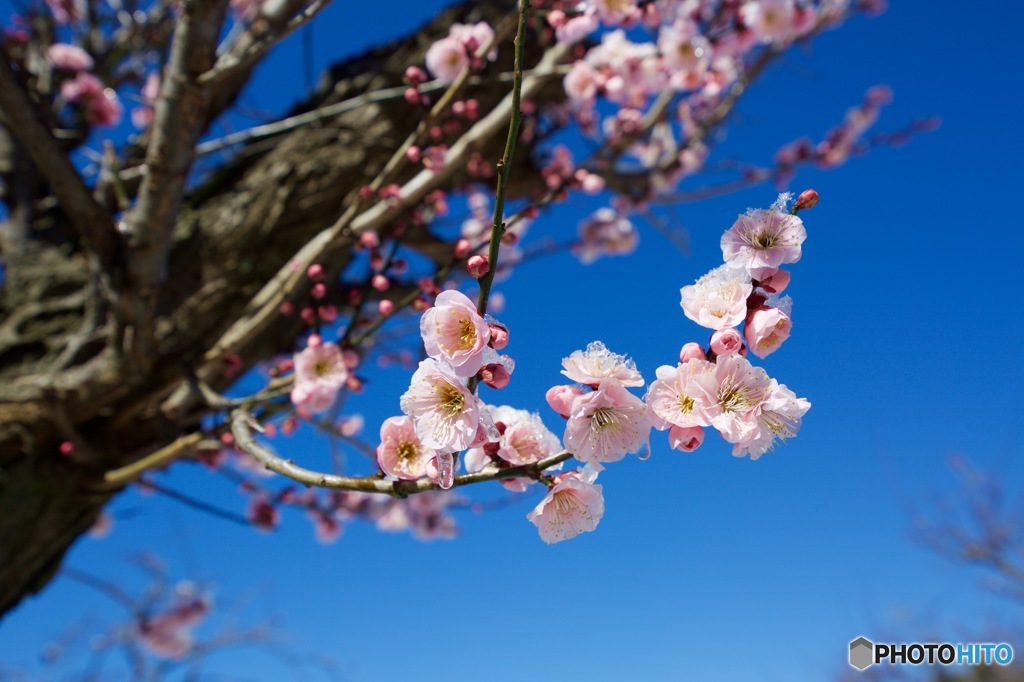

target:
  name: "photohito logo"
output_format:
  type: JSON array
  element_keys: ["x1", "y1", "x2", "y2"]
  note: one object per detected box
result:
[{"x1": 849, "y1": 637, "x2": 1014, "y2": 671}]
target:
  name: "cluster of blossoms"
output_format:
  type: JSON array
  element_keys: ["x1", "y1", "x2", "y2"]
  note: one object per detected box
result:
[
  {"x1": 135, "y1": 588, "x2": 211, "y2": 660},
  {"x1": 649, "y1": 192, "x2": 812, "y2": 457}
]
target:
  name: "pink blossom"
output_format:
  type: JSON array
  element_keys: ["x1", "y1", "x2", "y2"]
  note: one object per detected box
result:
[
  {"x1": 419, "y1": 289, "x2": 490, "y2": 377},
  {"x1": 721, "y1": 208, "x2": 806, "y2": 279},
  {"x1": 710, "y1": 328, "x2": 744, "y2": 356},
  {"x1": 399, "y1": 359, "x2": 482, "y2": 451},
  {"x1": 136, "y1": 594, "x2": 210, "y2": 660},
  {"x1": 308, "y1": 508, "x2": 343, "y2": 544},
  {"x1": 564, "y1": 60, "x2": 600, "y2": 106},
  {"x1": 564, "y1": 379, "x2": 651, "y2": 463},
  {"x1": 555, "y1": 8, "x2": 600, "y2": 44},
  {"x1": 450, "y1": 21, "x2": 495, "y2": 57},
  {"x1": 591, "y1": 0, "x2": 639, "y2": 25},
  {"x1": 732, "y1": 379, "x2": 810, "y2": 459},
  {"x1": 290, "y1": 341, "x2": 348, "y2": 413},
  {"x1": 658, "y1": 20, "x2": 710, "y2": 83},
  {"x1": 744, "y1": 305, "x2": 792, "y2": 358},
  {"x1": 46, "y1": 0, "x2": 84, "y2": 24},
  {"x1": 645, "y1": 359, "x2": 714, "y2": 429},
  {"x1": 695, "y1": 353, "x2": 771, "y2": 443},
  {"x1": 247, "y1": 495, "x2": 279, "y2": 530},
  {"x1": 680, "y1": 264, "x2": 753, "y2": 330},
  {"x1": 489, "y1": 405, "x2": 562, "y2": 466},
  {"x1": 425, "y1": 36, "x2": 469, "y2": 84},
  {"x1": 679, "y1": 342, "x2": 705, "y2": 363},
  {"x1": 668, "y1": 425, "x2": 705, "y2": 452},
  {"x1": 527, "y1": 470, "x2": 604, "y2": 544},
  {"x1": 561, "y1": 340, "x2": 644, "y2": 388},
  {"x1": 46, "y1": 43, "x2": 93, "y2": 71},
  {"x1": 759, "y1": 269, "x2": 790, "y2": 293},
  {"x1": 546, "y1": 384, "x2": 583, "y2": 418},
  {"x1": 376, "y1": 416, "x2": 436, "y2": 480},
  {"x1": 740, "y1": 0, "x2": 796, "y2": 44},
  {"x1": 60, "y1": 73, "x2": 122, "y2": 127}
]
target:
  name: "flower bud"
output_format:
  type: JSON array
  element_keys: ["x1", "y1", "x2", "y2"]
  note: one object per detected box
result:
[
  {"x1": 479, "y1": 363, "x2": 511, "y2": 389},
  {"x1": 759, "y1": 269, "x2": 790, "y2": 294},
  {"x1": 710, "y1": 328, "x2": 743, "y2": 356},
  {"x1": 546, "y1": 384, "x2": 582, "y2": 418},
  {"x1": 487, "y1": 322, "x2": 509, "y2": 350},
  {"x1": 794, "y1": 189, "x2": 819, "y2": 212},
  {"x1": 679, "y1": 342, "x2": 705, "y2": 363},
  {"x1": 466, "y1": 254, "x2": 490, "y2": 279},
  {"x1": 668, "y1": 425, "x2": 704, "y2": 452}
]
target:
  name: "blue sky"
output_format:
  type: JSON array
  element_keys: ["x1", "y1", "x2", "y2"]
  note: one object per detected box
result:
[{"x1": 3, "y1": 1, "x2": 1024, "y2": 680}]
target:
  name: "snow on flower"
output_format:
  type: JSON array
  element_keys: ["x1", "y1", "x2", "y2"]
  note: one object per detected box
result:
[
  {"x1": 376, "y1": 416, "x2": 436, "y2": 480},
  {"x1": 564, "y1": 379, "x2": 651, "y2": 463},
  {"x1": 744, "y1": 305, "x2": 792, "y2": 358},
  {"x1": 720, "y1": 207, "x2": 806, "y2": 280},
  {"x1": 561, "y1": 340, "x2": 644, "y2": 388},
  {"x1": 290, "y1": 341, "x2": 348, "y2": 413},
  {"x1": 645, "y1": 358, "x2": 714, "y2": 429},
  {"x1": 399, "y1": 359, "x2": 482, "y2": 452},
  {"x1": 680, "y1": 264, "x2": 753, "y2": 331},
  {"x1": 420, "y1": 289, "x2": 490, "y2": 377},
  {"x1": 527, "y1": 470, "x2": 604, "y2": 544},
  {"x1": 487, "y1": 405, "x2": 562, "y2": 466},
  {"x1": 695, "y1": 353, "x2": 771, "y2": 443},
  {"x1": 732, "y1": 380, "x2": 810, "y2": 459}
]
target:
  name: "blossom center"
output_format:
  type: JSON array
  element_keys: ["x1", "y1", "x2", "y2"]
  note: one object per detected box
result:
[
  {"x1": 718, "y1": 379, "x2": 753, "y2": 414},
  {"x1": 590, "y1": 406, "x2": 619, "y2": 432},
  {"x1": 678, "y1": 395, "x2": 694, "y2": 414},
  {"x1": 312, "y1": 358, "x2": 333, "y2": 377},
  {"x1": 437, "y1": 383, "x2": 466, "y2": 419},
  {"x1": 456, "y1": 316, "x2": 477, "y2": 350},
  {"x1": 396, "y1": 441, "x2": 419, "y2": 464},
  {"x1": 753, "y1": 232, "x2": 776, "y2": 250}
]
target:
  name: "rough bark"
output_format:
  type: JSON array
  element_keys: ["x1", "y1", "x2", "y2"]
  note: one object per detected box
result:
[{"x1": 0, "y1": 0, "x2": 565, "y2": 618}]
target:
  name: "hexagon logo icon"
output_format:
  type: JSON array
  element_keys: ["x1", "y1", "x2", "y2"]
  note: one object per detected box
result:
[{"x1": 849, "y1": 636, "x2": 874, "y2": 671}]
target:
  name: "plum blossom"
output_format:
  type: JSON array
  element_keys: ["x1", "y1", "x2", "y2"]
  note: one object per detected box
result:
[
  {"x1": 696, "y1": 353, "x2": 771, "y2": 443},
  {"x1": 721, "y1": 207, "x2": 806, "y2": 280},
  {"x1": 645, "y1": 358, "x2": 713, "y2": 429},
  {"x1": 420, "y1": 289, "x2": 490, "y2": 377},
  {"x1": 46, "y1": 43, "x2": 93, "y2": 71},
  {"x1": 425, "y1": 21, "x2": 495, "y2": 84},
  {"x1": 60, "y1": 73, "x2": 122, "y2": 126},
  {"x1": 680, "y1": 264, "x2": 753, "y2": 330},
  {"x1": 710, "y1": 328, "x2": 744, "y2": 356},
  {"x1": 555, "y1": 8, "x2": 600, "y2": 44},
  {"x1": 658, "y1": 19, "x2": 710, "y2": 88},
  {"x1": 745, "y1": 305, "x2": 792, "y2": 358},
  {"x1": 474, "y1": 405, "x2": 562, "y2": 467},
  {"x1": 376, "y1": 416, "x2": 436, "y2": 480},
  {"x1": 561, "y1": 340, "x2": 644, "y2": 388},
  {"x1": 564, "y1": 379, "x2": 651, "y2": 463},
  {"x1": 564, "y1": 60, "x2": 601, "y2": 106},
  {"x1": 527, "y1": 470, "x2": 604, "y2": 544},
  {"x1": 290, "y1": 341, "x2": 348, "y2": 413},
  {"x1": 575, "y1": 208, "x2": 639, "y2": 264},
  {"x1": 400, "y1": 359, "x2": 482, "y2": 452},
  {"x1": 136, "y1": 589, "x2": 210, "y2": 660},
  {"x1": 732, "y1": 380, "x2": 810, "y2": 459}
]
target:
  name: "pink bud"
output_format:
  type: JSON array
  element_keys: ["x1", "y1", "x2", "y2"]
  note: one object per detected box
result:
[
  {"x1": 405, "y1": 145, "x2": 421, "y2": 163},
  {"x1": 307, "y1": 264, "x2": 325, "y2": 281},
  {"x1": 488, "y1": 323, "x2": 509, "y2": 350},
  {"x1": 371, "y1": 274, "x2": 390, "y2": 291},
  {"x1": 759, "y1": 269, "x2": 790, "y2": 294},
  {"x1": 479, "y1": 363, "x2": 511, "y2": 389},
  {"x1": 547, "y1": 8, "x2": 566, "y2": 27},
  {"x1": 378, "y1": 299, "x2": 395, "y2": 317},
  {"x1": 710, "y1": 328, "x2": 743, "y2": 356},
  {"x1": 342, "y1": 348, "x2": 361, "y2": 369},
  {"x1": 679, "y1": 342, "x2": 705, "y2": 363},
  {"x1": 279, "y1": 301, "x2": 294, "y2": 315},
  {"x1": 794, "y1": 189, "x2": 819, "y2": 211},
  {"x1": 454, "y1": 239, "x2": 472, "y2": 259},
  {"x1": 300, "y1": 307, "x2": 317, "y2": 325},
  {"x1": 310, "y1": 283, "x2": 327, "y2": 300},
  {"x1": 546, "y1": 385, "x2": 582, "y2": 419},
  {"x1": 466, "y1": 255, "x2": 489, "y2": 279},
  {"x1": 668, "y1": 425, "x2": 704, "y2": 452},
  {"x1": 307, "y1": 334, "x2": 322, "y2": 347},
  {"x1": 404, "y1": 65, "x2": 427, "y2": 86},
  {"x1": 404, "y1": 87, "x2": 422, "y2": 105},
  {"x1": 59, "y1": 441, "x2": 75, "y2": 456},
  {"x1": 359, "y1": 231, "x2": 380, "y2": 249},
  {"x1": 318, "y1": 305, "x2": 338, "y2": 322}
]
